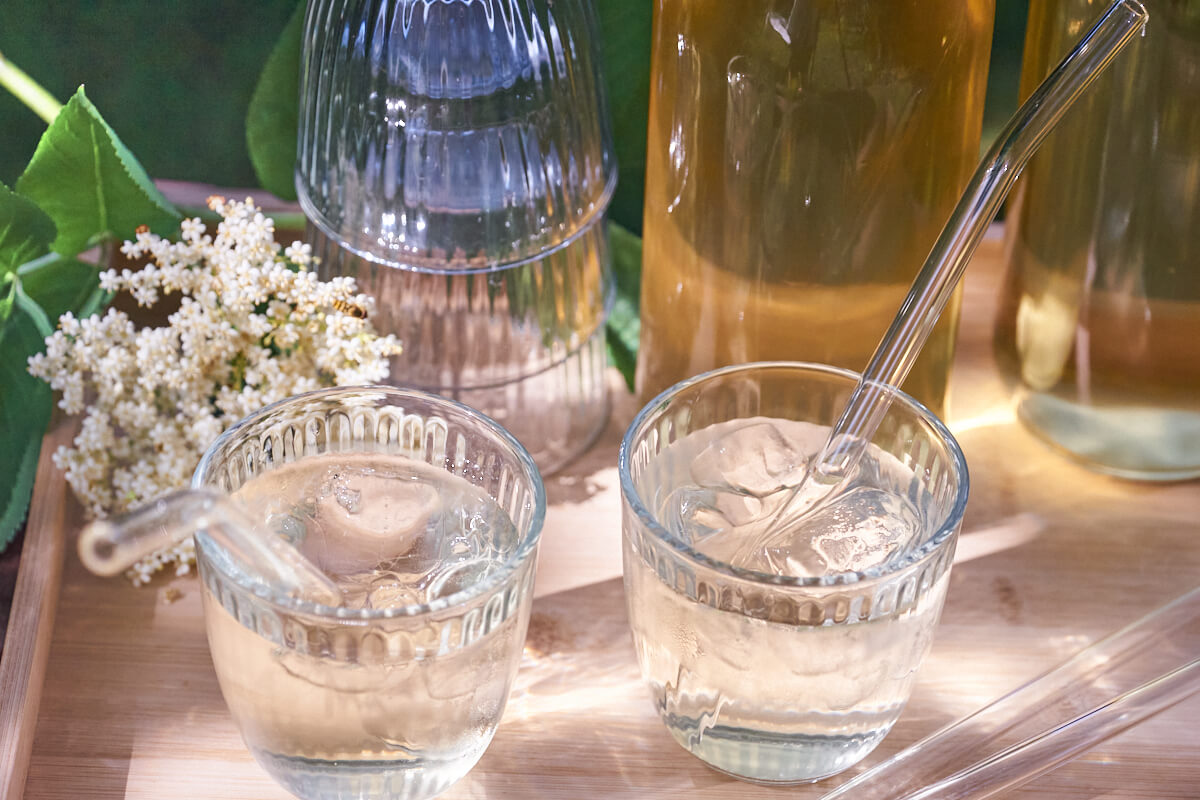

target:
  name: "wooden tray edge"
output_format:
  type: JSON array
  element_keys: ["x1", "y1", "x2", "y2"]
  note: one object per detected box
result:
[{"x1": 0, "y1": 424, "x2": 73, "y2": 800}]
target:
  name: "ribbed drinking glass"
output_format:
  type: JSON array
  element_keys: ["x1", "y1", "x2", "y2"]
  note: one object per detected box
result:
[
  {"x1": 193, "y1": 386, "x2": 545, "y2": 800},
  {"x1": 297, "y1": 0, "x2": 617, "y2": 473}
]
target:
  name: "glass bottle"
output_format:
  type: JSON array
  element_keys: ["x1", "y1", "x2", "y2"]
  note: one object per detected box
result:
[
  {"x1": 995, "y1": 0, "x2": 1200, "y2": 479},
  {"x1": 636, "y1": 0, "x2": 996, "y2": 418}
]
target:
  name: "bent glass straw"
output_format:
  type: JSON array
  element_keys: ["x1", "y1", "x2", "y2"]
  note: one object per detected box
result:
[
  {"x1": 78, "y1": 488, "x2": 343, "y2": 606},
  {"x1": 819, "y1": 586, "x2": 1200, "y2": 800},
  {"x1": 807, "y1": 0, "x2": 1149, "y2": 486}
]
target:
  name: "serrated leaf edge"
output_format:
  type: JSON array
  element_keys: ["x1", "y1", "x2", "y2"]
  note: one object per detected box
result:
[
  {"x1": 16, "y1": 87, "x2": 180, "y2": 255},
  {"x1": 69, "y1": 87, "x2": 180, "y2": 222}
]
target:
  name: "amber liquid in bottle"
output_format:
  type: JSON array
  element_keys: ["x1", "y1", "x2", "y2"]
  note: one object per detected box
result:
[
  {"x1": 637, "y1": 0, "x2": 995, "y2": 416},
  {"x1": 995, "y1": 0, "x2": 1200, "y2": 479}
]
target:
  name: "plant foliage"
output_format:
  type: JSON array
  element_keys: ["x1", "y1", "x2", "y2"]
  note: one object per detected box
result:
[{"x1": 0, "y1": 85, "x2": 180, "y2": 550}]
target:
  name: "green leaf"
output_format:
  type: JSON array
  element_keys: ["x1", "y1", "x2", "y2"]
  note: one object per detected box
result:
[
  {"x1": 0, "y1": 281, "x2": 54, "y2": 551},
  {"x1": 19, "y1": 253, "x2": 108, "y2": 323},
  {"x1": 16, "y1": 86, "x2": 179, "y2": 256},
  {"x1": 597, "y1": 2, "x2": 653, "y2": 235},
  {"x1": 605, "y1": 222, "x2": 642, "y2": 392},
  {"x1": 0, "y1": 181, "x2": 55, "y2": 276},
  {"x1": 608, "y1": 221, "x2": 642, "y2": 307},
  {"x1": 606, "y1": 293, "x2": 640, "y2": 393},
  {"x1": 246, "y1": 0, "x2": 304, "y2": 201}
]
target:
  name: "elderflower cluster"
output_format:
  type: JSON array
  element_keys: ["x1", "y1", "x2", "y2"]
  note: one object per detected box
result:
[{"x1": 28, "y1": 197, "x2": 401, "y2": 584}]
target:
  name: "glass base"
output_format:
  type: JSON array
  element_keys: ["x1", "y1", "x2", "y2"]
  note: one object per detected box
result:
[
  {"x1": 308, "y1": 224, "x2": 612, "y2": 475},
  {"x1": 414, "y1": 327, "x2": 610, "y2": 475},
  {"x1": 253, "y1": 748, "x2": 481, "y2": 800},
  {"x1": 664, "y1": 717, "x2": 890, "y2": 785},
  {"x1": 1018, "y1": 392, "x2": 1200, "y2": 481}
]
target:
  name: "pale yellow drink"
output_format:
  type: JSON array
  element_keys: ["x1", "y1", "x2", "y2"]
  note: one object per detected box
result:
[{"x1": 200, "y1": 454, "x2": 530, "y2": 800}]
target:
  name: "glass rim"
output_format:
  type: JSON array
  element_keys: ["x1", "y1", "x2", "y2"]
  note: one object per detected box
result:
[
  {"x1": 192, "y1": 384, "x2": 547, "y2": 621},
  {"x1": 618, "y1": 361, "x2": 970, "y2": 589},
  {"x1": 296, "y1": 171, "x2": 618, "y2": 277}
]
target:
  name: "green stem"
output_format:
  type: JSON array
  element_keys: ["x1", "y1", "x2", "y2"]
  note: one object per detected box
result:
[
  {"x1": 0, "y1": 49, "x2": 63, "y2": 125},
  {"x1": 264, "y1": 211, "x2": 307, "y2": 232},
  {"x1": 174, "y1": 203, "x2": 307, "y2": 233}
]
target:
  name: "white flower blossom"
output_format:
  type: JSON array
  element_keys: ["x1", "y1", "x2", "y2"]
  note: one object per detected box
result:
[{"x1": 28, "y1": 197, "x2": 401, "y2": 585}]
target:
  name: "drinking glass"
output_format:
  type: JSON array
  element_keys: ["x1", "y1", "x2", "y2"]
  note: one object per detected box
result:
[
  {"x1": 297, "y1": 0, "x2": 617, "y2": 474},
  {"x1": 636, "y1": 1, "x2": 995, "y2": 418},
  {"x1": 192, "y1": 386, "x2": 546, "y2": 800},
  {"x1": 619, "y1": 362, "x2": 969, "y2": 783}
]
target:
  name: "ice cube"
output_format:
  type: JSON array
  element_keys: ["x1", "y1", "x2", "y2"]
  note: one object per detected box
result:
[
  {"x1": 435, "y1": 504, "x2": 490, "y2": 561},
  {"x1": 689, "y1": 421, "x2": 807, "y2": 498},
  {"x1": 307, "y1": 472, "x2": 441, "y2": 575},
  {"x1": 267, "y1": 513, "x2": 307, "y2": 545},
  {"x1": 735, "y1": 485, "x2": 922, "y2": 577},
  {"x1": 334, "y1": 482, "x2": 362, "y2": 514},
  {"x1": 424, "y1": 556, "x2": 502, "y2": 601},
  {"x1": 335, "y1": 568, "x2": 427, "y2": 609},
  {"x1": 363, "y1": 571, "x2": 426, "y2": 609},
  {"x1": 662, "y1": 485, "x2": 767, "y2": 544},
  {"x1": 812, "y1": 486, "x2": 922, "y2": 571}
]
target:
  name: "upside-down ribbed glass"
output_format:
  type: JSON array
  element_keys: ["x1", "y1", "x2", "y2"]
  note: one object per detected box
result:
[
  {"x1": 619, "y1": 362, "x2": 969, "y2": 784},
  {"x1": 297, "y1": 0, "x2": 617, "y2": 473},
  {"x1": 192, "y1": 387, "x2": 545, "y2": 800}
]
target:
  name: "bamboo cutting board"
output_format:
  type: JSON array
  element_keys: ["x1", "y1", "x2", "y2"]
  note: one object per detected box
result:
[{"x1": 7, "y1": 234, "x2": 1200, "y2": 799}]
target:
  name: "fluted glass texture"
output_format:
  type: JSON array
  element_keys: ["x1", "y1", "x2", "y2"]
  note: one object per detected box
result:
[
  {"x1": 192, "y1": 387, "x2": 545, "y2": 800},
  {"x1": 298, "y1": 0, "x2": 615, "y2": 269},
  {"x1": 620, "y1": 362, "x2": 968, "y2": 783},
  {"x1": 297, "y1": 0, "x2": 617, "y2": 473}
]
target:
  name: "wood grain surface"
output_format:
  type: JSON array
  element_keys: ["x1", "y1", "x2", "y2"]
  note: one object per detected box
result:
[{"x1": 13, "y1": 233, "x2": 1200, "y2": 799}]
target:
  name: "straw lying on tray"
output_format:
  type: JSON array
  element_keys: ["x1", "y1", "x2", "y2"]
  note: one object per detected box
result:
[{"x1": 821, "y1": 586, "x2": 1200, "y2": 800}]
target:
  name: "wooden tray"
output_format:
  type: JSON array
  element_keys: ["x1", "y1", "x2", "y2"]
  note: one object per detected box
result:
[{"x1": 5, "y1": 234, "x2": 1199, "y2": 799}]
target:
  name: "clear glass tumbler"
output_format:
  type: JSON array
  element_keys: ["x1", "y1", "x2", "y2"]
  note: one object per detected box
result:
[
  {"x1": 192, "y1": 387, "x2": 545, "y2": 800},
  {"x1": 619, "y1": 362, "x2": 969, "y2": 784},
  {"x1": 297, "y1": 0, "x2": 617, "y2": 473}
]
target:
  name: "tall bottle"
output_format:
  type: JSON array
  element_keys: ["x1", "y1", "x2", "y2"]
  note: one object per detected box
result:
[
  {"x1": 996, "y1": 0, "x2": 1200, "y2": 480},
  {"x1": 636, "y1": 1, "x2": 995, "y2": 418},
  {"x1": 297, "y1": 0, "x2": 617, "y2": 473}
]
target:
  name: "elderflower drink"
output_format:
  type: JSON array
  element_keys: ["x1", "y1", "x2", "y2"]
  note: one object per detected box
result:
[
  {"x1": 620, "y1": 363, "x2": 967, "y2": 783},
  {"x1": 193, "y1": 388, "x2": 545, "y2": 800}
]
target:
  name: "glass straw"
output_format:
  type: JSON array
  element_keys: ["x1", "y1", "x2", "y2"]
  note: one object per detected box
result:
[
  {"x1": 892, "y1": 660, "x2": 1200, "y2": 800},
  {"x1": 78, "y1": 488, "x2": 343, "y2": 605},
  {"x1": 819, "y1": 586, "x2": 1200, "y2": 800},
  {"x1": 810, "y1": 0, "x2": 1149, "y2": 485}
]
